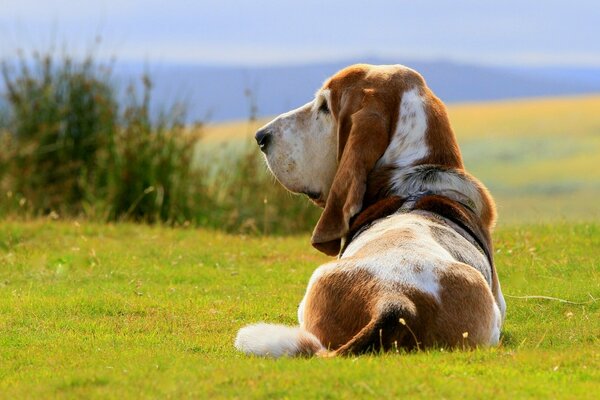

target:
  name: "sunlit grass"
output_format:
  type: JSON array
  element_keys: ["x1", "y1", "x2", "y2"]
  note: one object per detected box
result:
[
  {"x1": 0, "y1": 220, "x2": 598, "y2": 398},
  {"x1": 449, "y1": 95, "x2": 600, "y2": 140}
]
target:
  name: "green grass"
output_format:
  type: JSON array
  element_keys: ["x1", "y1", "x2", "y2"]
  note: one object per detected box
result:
[
  {"x1": 0, "y1": 220, "x2": 598, "y2": 398},
  {"x1": 2, "y1": 94, "x2": 599, "y2": 398}
]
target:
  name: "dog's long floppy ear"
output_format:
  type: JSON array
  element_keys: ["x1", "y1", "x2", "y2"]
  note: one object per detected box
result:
[{"x1": 311, "y1": 90, "x2": 391, "y2": 256}]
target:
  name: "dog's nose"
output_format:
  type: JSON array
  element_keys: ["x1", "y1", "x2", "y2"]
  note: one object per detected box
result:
[{"x1": 255, "y1": 129, "x2": 272, "y2": 153}]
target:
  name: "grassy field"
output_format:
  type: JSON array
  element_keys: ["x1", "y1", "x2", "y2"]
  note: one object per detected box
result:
[
  {"x1": 0, "y1": 220, "x2": 598, "y2": 398},
  {"x1": 201, "y1": 95, "x2": 600, "y2": 224},
  {"x1": 1, "y1": 95, "x2": 599, "y2": 398}
]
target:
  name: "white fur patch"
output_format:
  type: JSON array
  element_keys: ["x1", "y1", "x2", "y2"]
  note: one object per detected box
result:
[
  {"x1": 258, "y1": 96, "x2": 337, "y2": 199},
  {"x1": 235, "y1": 323, "x2": 324, "y2": 358},
  {"x1": 489, "y1": 303, "x2": 502, "y2": 345},
  {"x1": 341, "y1": 214, "x2": 452, "y2": 300},
  {"x1": 495, "y1": 281, "x2": 507, "y2": 322},
  {"x1": 378, "y1": 88, "x2": 429, "y2": 168}
]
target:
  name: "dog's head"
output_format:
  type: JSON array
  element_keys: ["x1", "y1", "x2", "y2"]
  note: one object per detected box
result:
[{"x1": 256, "y1": 64, "x2": 468, "y2": 255}]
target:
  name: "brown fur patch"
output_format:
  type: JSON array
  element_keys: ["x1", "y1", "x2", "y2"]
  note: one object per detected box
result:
[
  {"x1": 344, "y1": 196, "x2": 405, "y2": 244},
  {"x1": 364, "y1": 165, "x2": 396, "y2": 207},
  {"x1": 475, "y1": 181, "x2": 497, "y2": 230},
  {"x1": 432, "y1": 263, "x2": 496, "y2": 347},
  {"x1": 331, "y1": 287, "x2": 439, "y2": 355},
  {"x1": 326, "y1": 266, "x2": 496, "y2": 355},
  {"x1": 303, "y1": 268, "x2": 380, "y2": 349},
  {"x1": 303, "y1": 260, "x2": 496, "y2": 355},
  {"x1": 419, "y1": 89, "x2": 464, "y2": 168}
]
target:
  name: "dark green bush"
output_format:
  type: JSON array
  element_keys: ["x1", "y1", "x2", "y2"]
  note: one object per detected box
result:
[
  {"x1": 0, "y1": 50, "x2": 319, "y2": 234},
  {"x1": 1, "y1": 52, "x2": 117, "y2": 214},
  {"x1": 0, "y1": 51, "x2": 207, "y2": 223},
  {"x1": 108, "y1": 78, "x2": 208, "y2": 223}
]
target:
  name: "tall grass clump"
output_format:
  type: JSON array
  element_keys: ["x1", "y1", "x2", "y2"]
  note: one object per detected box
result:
[
  {"x1": 0, "y1": 48, "x2": 321, "y2": 234},
  {"x1": 0, "y1": 50, "x2": 205, "y2": 223},
  {"x1": 204, "y1": 143, "x2": 321, "y2": 234},
  {"x1": 0, "y1": 52, "x2": 117, "y2": 214},
  {"x1": 108, "y1": 77, "x2": 206, "y2": 223}
]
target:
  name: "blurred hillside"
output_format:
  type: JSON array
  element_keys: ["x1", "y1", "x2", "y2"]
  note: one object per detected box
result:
[{"x1": 113, "y1": 58, "x2": 600, "y2": 122}]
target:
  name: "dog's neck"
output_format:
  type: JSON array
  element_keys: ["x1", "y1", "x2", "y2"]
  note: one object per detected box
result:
[
  {"x1": 342, "y1": 193, "x2": 495, "y2": 283},
  {"x1": 363, "y1": 90, "x2": 474, "y2": 208},
  {"x1": 365, "y1": 164, "x2": 483, "y2": 214}
]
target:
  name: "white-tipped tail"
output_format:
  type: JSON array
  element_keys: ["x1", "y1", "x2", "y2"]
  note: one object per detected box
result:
[{"x1": 235, "y1": 323, "x2": 324, "y2": 358}]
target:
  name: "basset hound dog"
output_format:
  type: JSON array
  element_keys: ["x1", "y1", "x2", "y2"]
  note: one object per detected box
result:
[{"x1": 235, "y1": 64, "x2": 506, "y2": 357}]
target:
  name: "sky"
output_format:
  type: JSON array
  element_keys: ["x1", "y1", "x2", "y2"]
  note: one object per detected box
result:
[{"x1": 1, "y1": 0, "x2": 599, "y2": 66}]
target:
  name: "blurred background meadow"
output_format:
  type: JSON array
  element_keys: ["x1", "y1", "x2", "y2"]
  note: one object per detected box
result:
[
  {"x1": 1, "y1": 0, "x2": 599, "y2": 232},
  {"x1": 0, "y1": 1, "x2": 599, "y2": 398}
]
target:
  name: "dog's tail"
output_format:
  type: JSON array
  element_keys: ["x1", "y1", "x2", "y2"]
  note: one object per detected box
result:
[{"x1": 234, "y1": 323, "x2": 325, "y2": 358}]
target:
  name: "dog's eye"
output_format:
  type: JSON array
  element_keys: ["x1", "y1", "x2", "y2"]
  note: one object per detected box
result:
[{"x1": 318, "y1": 100, "x2": 329, "y2": 114}]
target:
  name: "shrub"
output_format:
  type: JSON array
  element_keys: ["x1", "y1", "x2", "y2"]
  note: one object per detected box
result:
[
  {"x1": 0, "y1": 49, "x2": 319, "y2": 234},
  {"x1": 1, "y1": 52, "x2": 117, "y2": 215},
  {"x1": 0, "y1": 51, "x2": 206, "y2": 223},
  {"x1": 107, "y1": 77, "x2": 207, "y2": 223}
]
